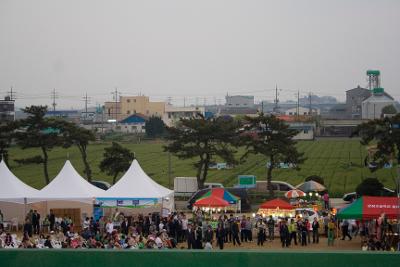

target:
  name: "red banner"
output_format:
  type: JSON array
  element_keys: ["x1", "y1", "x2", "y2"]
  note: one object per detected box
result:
[{"x1": 363, "y1": 196, "x2": 399, "y2": 219}]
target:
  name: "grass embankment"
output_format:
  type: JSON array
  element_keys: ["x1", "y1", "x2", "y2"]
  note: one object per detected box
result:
[{"x1": 6, "y1": 139, "x2": 398, "y2": 197}]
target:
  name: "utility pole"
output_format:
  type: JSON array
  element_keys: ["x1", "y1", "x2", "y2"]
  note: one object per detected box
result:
[
  {"x1": 261, "y1": 101, "x2": 264, "y2": 114},
  {"x1": 51, "y1": 89, "x2": 58, "y2": 112},
  {"x1": 275, "y1": 84, "x2": 279, "y2": 111},
  {"x1": 7, "y1": 86, "x2": 15, "y2": 100},
  {"x1": 297, "y1": 90, "x2": 300, "y2": 120},
  {"x1": 111, "y1": 88, "x2": 120, "y2": 122},
  {"x1": 309, "y1": 92, "x2": 312, "y2": 116},
  {"x1": 82, "y1": 93, "x2": 91, "y2": 121}
]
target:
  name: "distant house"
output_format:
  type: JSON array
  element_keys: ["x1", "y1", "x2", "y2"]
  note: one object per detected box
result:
[
  {"x1": 284, "y1": 106, "x2": 319, "y2": 116},
  {"x1": 163, "y1": 105, "x2": 205, "y2": 127},
  {"x1": 225, "y1": 95, "x2": 254, "y2": 108},
  {"x1": 115, "y1": 113, "x2": 147, "y2": 133},
  {"x1": 0, "y1": 96, "x2": 15, "y2": 123}
]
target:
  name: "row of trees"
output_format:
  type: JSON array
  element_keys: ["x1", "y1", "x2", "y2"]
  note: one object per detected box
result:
[
  {"x1": 0, "y1": 106, "x2": 136, "y2": 186},
  {"x1": 352, "y1": 113, "x2": 400, "y2": 196},
  {"x1": 164, "y1": 113, "x2": 305, "y2": 196}
]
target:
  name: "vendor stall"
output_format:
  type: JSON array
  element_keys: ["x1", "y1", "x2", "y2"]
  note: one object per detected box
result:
[
  {"x1": 95, "y1": 160, "x2": 174, "y2": 218},
  {"x1": 337, "y1": 196, "x2": 399, "y2": 220},
  {"x1": 257, "y1": 198, "x2": 295, "y2": 217},
  {"x1": 28, "y1": 160, "x2": 105, "y2": 228},
  {"x1": 194, "y1": 188, "x2": 240, "y2": 213}
]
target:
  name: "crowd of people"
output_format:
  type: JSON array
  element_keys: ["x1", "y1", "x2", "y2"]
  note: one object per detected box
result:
[{"x1": 0, "y1": 208, "x2": 399, "y2": 251}]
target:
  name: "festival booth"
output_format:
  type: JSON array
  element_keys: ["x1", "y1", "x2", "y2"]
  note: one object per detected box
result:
[
  {"x1": 0, "y1": 161, "x2": 41, "y2": 225},
  {"x1": 193, "y1": 188, "x2": 240, "y2": 213},
  {"x1": 337, "y1": 196, "x2": 399, "y2": 220},
  {"x1": 257, "y1": 198, "x2": 295, "y2": 218},
  {"x1": 28, "y1": 161, "x2": 105, "y2": 229},
  {"x1": 95, "y1": 160, "x2": 174, "y2": 219}
]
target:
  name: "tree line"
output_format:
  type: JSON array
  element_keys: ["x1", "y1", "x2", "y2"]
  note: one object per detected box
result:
[
  {"x1": 0, "y1": 106, "x2": 134, "y2": 186},
  {"x1": 2, "y1": 105, "x2": 396, "y2": 196}
]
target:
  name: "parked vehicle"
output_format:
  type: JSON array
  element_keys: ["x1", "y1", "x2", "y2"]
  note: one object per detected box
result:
[
  {"x1": 254, "y1": 180, "x2": 296, "y2": 193},
  {"x1": 342, "y1": 187, "x2": 395, "y2": 202},
  {"x1": 174, "y1": 177, "x2": 224, "y2": 197},
  {"x1": 186, "y1": 187, "x2": 251, "y2": 212},
  {"x1": 90, "y1": 180, "x2": 111, "y2": 190}
]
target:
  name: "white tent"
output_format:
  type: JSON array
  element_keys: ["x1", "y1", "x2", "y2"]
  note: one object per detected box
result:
[
  {"x1": 98, "y1": 159, "x2": 172, "y2": 198},
  {"x1": 0, "y1": 160, "x2": 39, "y2": 204},
  {"x1": 96, "y1": 160, "x2": 174, "y2": 213},
  {"x1": 31, "y1": 160, "x2": 104, "y2": 204}
]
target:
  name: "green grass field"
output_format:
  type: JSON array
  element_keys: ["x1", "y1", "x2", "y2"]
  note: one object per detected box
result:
[{"x1": 5, "y1": 139, "x2": 398, "y2": 197}]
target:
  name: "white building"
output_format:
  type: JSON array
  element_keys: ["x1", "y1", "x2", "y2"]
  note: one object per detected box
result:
[
  {"x1": 163, "y1": 105, "x2": 205, "y2": 127},
  {"x1": 115, "y1": 114, "x2": 147, "y2": 133},
  {"x1": 361, "y1": 88, "x2": 395, "y2": 120},
  {"x1": 225, "y1": 95, "x2": 254, "y2": 108},
  {"x1": 285, "y1": 106, "x2": 320, "y2": 116}
]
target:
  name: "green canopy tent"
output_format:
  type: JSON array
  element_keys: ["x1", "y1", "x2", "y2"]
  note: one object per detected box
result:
[{"x1": 337, "y1": 196, "x2": 399, "y2": 220}]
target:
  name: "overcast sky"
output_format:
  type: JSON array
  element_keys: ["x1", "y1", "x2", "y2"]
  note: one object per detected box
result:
[{"x1": 0, "y1": 0, "x2": 399, "y2": 109}]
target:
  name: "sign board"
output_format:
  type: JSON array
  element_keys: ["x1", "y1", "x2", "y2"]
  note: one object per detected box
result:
[
  {"x1": 238, "y1": 175, "x2": 256, "y2": 188},
  {"x1": 95, "y1": 198, "x2": 158, "y2": 208}
]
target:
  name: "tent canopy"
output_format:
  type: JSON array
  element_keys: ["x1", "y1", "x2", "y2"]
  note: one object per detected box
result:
[
  {"x1": 97, "y1": 160, "x2": 173, "y2": 199},
  {"x1": 259, "y1": 198, "x2": 293, "y2": 210},
  {"x1": 296, "y1": 181, "x2": 326, "y2": 193},
  {"x1": 194, "y1": 195, "x2": 229, "y2": 207},
  {"x1": 0, "y1": 160, "x2": 40, "y2": 204},
  {"x1": 31, "y1": 160, "x2": 104, "y2": 204},
  {"x1": 337, "y1": 196, "x2": 399, "y2": 220},
  {"x1": 197, "y1": 188, "x2": 239, "y2": 204}
]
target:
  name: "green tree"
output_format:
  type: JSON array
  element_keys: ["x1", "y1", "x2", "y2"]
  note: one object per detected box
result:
[
  {"x1": 99, "y1": 142, "x2": 135, "y2": 184},
  {"x1": 61, "y1": 122, "x2": 96, "y2": 181},
  {"x1": 352, "y1": 114, "x2": 400, "y2": 168},
  {"x1": 381, "y1": 104, "x2": 398, "y2": 115},
  {"x1": 145, "y1": 116, "x2": 166, "y2": 138},
  {"x1": 164, "y1": 115, "x2": 241, "y2": 189},
  {"x1": 15, "y1": 106, "x2": 65, "y2": 184},
  {"x1": 241, "y1": 113, "x2": 305, "y2": 197},
  {"x1": 356, "y1": 177, "x2": 384, "y2": 196},
  {"x1": 0, "y1": 121, "x2": 17, "y2": 166}
]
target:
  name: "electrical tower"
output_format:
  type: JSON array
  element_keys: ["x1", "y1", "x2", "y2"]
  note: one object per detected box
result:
[
  {"x1": 51, "y1": 89, "x2": 58, "y2": 112},
  {"x1": 111, "y1": 88, "x2": 121, "y2": 121},
  {"x1": 7, "y1": 86, "x2": 16, "y2": 100},
  {"x1": 82, "y1": 93, "x2": 91, "y2": 121}
]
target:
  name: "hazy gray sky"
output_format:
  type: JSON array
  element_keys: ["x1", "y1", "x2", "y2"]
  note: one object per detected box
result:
[{"x1": 0, "y1": 0, "x2": 399, "y2": 109}]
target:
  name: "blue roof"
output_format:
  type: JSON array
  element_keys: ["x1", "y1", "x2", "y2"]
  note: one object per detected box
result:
[{"x1": 119, "y1": 114, "x2": 147, "y2": 124}]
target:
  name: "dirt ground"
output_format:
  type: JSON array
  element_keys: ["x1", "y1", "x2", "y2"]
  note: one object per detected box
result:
[{"x1": 177, "y1": 236, "x2": 363, "y2": 251}]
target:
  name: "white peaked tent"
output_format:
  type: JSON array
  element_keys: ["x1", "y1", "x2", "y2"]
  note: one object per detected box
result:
[
  {"x1": 96, "y1": 160, "x2": 174, "y2": 213},
  {"x1": 31, "y1": 160, "x2": 104, "y2": 203},
  {"x1": 0, "y1": 160, "x2": 40, "y2": 223},
  {"x1": 0, "y1": 160, "x2": 40, "y2": 204}
]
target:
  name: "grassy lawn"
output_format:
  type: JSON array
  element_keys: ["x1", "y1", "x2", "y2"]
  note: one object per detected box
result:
[{"x1": 6, "y1": 139, "x2": 398, "y2": 197}]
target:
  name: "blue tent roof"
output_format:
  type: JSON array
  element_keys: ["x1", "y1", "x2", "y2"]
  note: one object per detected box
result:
[{"x1": 119, "y1": 114, "x2": 147, "y2": 124}]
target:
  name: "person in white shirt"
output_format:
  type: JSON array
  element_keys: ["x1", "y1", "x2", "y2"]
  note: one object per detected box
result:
[
  {"x1": 155, "y1": 232, "x2": 163, "y2": 249},
  {"x1": 106, "y1": 219, "x2": 114, "y2": 234},
  {"x1": 83, "y1": 217, "x2": 90, "y2": 230},
  {"x1": 159, "y1": 221, "x2": 164, "y2": 231},
  {"x1": 181, "y1": 215, "x2": 188, "y2": 241}
]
